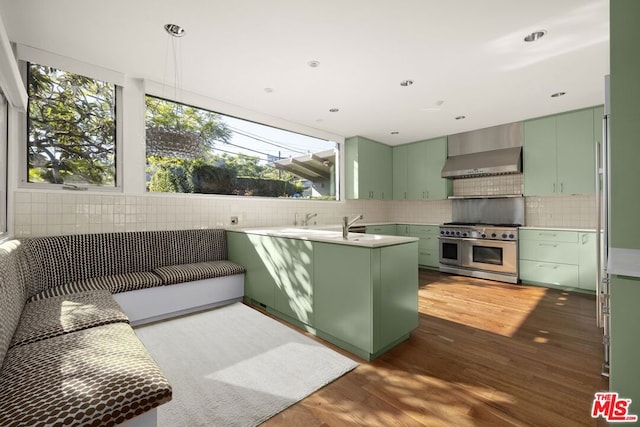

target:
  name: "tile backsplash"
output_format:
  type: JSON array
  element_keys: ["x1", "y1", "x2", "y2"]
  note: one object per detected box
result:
[
  {"x1": 11, "y1": 188, "x2": 597, "y2": 237},
  {"x1": 453, "y1": 174, "x2": 523, "y2": 196}
]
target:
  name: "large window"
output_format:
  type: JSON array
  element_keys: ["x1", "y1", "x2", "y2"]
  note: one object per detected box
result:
[
  {"x1": 26, "y1": 63, "x2": 117, "y2": 186},
  {"x1": 145, "y1": 95, "x2": 337, "y2": 199}
]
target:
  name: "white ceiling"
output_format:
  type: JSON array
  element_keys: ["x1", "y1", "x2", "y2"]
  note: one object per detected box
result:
[{"x1": 0, "y1": 0, "x2": 609, "y2": 145}]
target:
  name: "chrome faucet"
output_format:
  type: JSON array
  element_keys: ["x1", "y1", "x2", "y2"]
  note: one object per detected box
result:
[
  {"x1": 302, "y1": 212, "x2": 317, "y2": 227},
  {"x1": 342, "y1": 214, "x2": 363, "y2": 239}
]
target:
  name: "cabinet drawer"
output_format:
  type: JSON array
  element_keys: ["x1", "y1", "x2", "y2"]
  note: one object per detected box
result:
[
  {"x1": 519, "y1": 240, "x2": 579, "y2": 265},
  {"x1": 519, "y1": 229, "x2": 578, "y2": 243},
  {"x1": 408, "y1": 225, "x2": 439, "y2": 238},
  {"x1": 519, "y1": 260, "x2": 579, "y2": 288},
  {"x1": 366, "y1": 225, "x2": 397, "y2": 235},
  {"x1": 418, "y1": 250, "x2": 439, "y2": 267},
  {"x1": 418, "y1": 236, "x2": 439, "y2": 251}
]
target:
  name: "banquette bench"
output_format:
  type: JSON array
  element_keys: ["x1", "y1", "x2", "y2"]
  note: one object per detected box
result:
[{"x1": 0, "y1": 229, "x2": 245, "y2": 426}]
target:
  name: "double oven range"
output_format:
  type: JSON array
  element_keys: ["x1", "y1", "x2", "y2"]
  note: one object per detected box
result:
[{"x1": 439, "y1": 197, "x2": 524, "y2": 284}]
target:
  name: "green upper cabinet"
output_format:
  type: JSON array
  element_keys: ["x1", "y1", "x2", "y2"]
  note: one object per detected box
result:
[
  {"x1": 524, "y1": 107, "x2": 597, "y2": 196},
  {"x1": 392, "y1": 145, "x2": 408, "y2": 200},
  {"x1": 345, "y1": 136, "x2": 392, "y2": 200},
  {"x1": 392, "y1": 137, "x2": 450, "y2": 200}
]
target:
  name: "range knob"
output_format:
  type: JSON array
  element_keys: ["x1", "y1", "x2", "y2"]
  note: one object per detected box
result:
[
  {"x1": 456, "y1": 231, "x2": 461, "y2": 236},
  {"x1": 481, "y1": 233, "x2": 486, "y2": 238},
  {"x1": 462, "y1": 232, "x2": 468, "y2": 237},
  {"x1": 491, "y1": 233, "x2": 497, "y2": 238},
  {"x1": 445, "y1": 231, "x2": 450, "y2": 235},
  {"x1": 509, "y1": 233, "x2": 515, "y2": 239},
  {"x1": 440, "y1": 230, "x2": 445, "y2": 235},
  {"x1": 502, "y1": 233, "x2": 508, "y2": 239}
]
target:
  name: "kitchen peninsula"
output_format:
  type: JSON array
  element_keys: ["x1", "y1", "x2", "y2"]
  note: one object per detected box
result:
[{"x1": 227, "y1": 227, "x2": 419, "y2": 360}]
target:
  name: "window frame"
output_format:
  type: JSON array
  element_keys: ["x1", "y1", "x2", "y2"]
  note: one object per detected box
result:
[
  {"x1": 144, "y1": 93, "x2": 340, "y2": 200},
  {"x1": 17, "y1": 60, "x2": 123, "y2": 192},
  {"x1": 0, "y1": 92, "x2": 7, "y2": 237}
]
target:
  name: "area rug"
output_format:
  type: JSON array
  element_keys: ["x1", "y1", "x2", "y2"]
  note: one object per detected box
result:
[{"x1": 134, "y1": 303, "x2": 358, "y2": 427}]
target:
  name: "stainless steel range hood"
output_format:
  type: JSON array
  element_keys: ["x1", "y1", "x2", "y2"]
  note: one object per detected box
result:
[{"x1": 442, "y1": 122, "x2": 523, "y2": 179}]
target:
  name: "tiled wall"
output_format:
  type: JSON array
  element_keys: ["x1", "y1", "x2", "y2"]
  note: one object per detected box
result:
[
  {"x1": 12, "y1": 191, "x2": 393, "y2": 237},
  {"x1": 12, "y1": 180, "x2": 597, "y2": 237},
  {"x1": 526, "y1": 195, "x2": 597, "y2": 229},
  {"x1": 453, "y1": 175, "x2": 523, "y2": 196}
]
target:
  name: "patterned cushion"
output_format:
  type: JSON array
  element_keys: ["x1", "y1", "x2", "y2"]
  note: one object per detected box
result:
[
  {"x1": 0, "y1": 240, "x2": 27, "y2": 371},
  {"x1": 154, "y1": 260, "x2": 246, "y2": 285},
  {"x1": 164, "y1": 229, "x2": 228, "y2": 266},
  {"x1": 28, "y1": 271, "x2": 164, "y2": 302},
  {"x1": 21, "y1": 229, "x2": 229, "y2": 299},
  {"x1": 0, "y1": 323, "x2": 172, "y2": 427},
  {"x1": 11, "y1": 290, "x2": 129, "y2": 348}
]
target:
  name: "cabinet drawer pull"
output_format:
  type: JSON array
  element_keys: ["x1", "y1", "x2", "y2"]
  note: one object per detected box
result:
[
  {"x1": 538, "y1": 264, "x2": 559, "y2": 269},
  {"x1": 538, "y1": 243, "x2": 559, "y2": 247},
  {"x1": 538, "y1": 232, "x2": 557, "y2": 237}
]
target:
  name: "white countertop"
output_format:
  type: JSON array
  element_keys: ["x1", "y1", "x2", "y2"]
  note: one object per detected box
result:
[
  {"x1": 230, "y1": 226, "x2": 418, "y2": 248},
  {"x1": 608, "y1": 247, "x2": 640, "y2": 278},
  {"x1": 519, "y1": 226, "x2": 597, "y2": 233}
]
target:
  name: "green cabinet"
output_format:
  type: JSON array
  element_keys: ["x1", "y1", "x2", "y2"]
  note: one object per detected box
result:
[
  {"x1": 407, "y1": 225, "x2": 439, "y2": 268},
  {"x1": 524, "y1": 108, "x2": 597, "y2": 196},
  {"x1": 366, "y1": 224, "x2": 397, "y2": 235},
  {"x1": 345, "y1": 136, "x2": 392, "y2": 200},
  {"x1": 519, "y1": 229, "x2": 596, "y2": 292},
  {"x1": 227, "y1": 232, "x2": 314, "y2": 325},
  {"x1": 392, "y1": 137, "x2": 450, "y2": 200},
  {"x1": 314, "y1": 241, "x2": 418, "y2": 360},
  {"x1": 392, "y1": 145, "x2": 408, "y2": 200}
]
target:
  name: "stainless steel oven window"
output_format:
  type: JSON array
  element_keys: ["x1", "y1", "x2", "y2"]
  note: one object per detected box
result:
[
  {"x1": 440, "y1": 239, "x2": 461, "y2": 265},
  {"x1": 472, "y1": 245, "x2": 503, "y2": 266}
]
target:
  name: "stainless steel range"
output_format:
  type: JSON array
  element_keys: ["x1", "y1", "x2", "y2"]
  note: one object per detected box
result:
[
  {"x1": 439, "y1": 222, "x2": 519, "y2": 283},
  {"x1": 438, "y1": 196, "x2": 524, "y2": 284}
]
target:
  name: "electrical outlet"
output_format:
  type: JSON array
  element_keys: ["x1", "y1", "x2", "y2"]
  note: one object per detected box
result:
[{"x1": 230, "y1": 216, "x2": 238, "y2": 225}]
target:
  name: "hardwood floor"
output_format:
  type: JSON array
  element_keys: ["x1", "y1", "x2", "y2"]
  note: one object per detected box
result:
[{"x1": 262, "y1": 269, "x2": 609, "y2": 426}]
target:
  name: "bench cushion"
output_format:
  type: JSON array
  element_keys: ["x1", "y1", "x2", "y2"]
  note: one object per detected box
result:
[
  {"x1": 154, "y1": 260, "x2": 246, "y2": 285},
  {"x1": 0, "y1": 241, "x2": 27, "y2": 371},
  {"x1": 0, "y1": 322, "x2": 172, "y2": 427},
  {"x1": 28, "y1": 271, "x2": 164, "y2": 302},
  {"x1": 11, "y1": 290, "x2": 129, "y2": 348}
]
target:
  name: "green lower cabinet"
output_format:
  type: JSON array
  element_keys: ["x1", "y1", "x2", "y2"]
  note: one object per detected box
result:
[
  {"x1": 314, "y1": 241, "x2": 419, "y2": 360},
  {"x1": 408, "y1": 225, "x2": 440, "y2": 268},
  {"x1": 366, "y1": 224, "x2": 397, "y2": 235},
  {"x1": 519, "y1": 229, "x2": 596, "y2": 292},
  {"x1": 227, "y1": 232, "x2": 313, "y2": 325}
]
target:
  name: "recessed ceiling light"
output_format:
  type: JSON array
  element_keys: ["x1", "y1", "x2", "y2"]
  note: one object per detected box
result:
[
  {"x1": 400, "y1": 80, "x2": 414, "y2": 87},
  {"x1": 329, "y1": 108, "x2": 339, "y2": 113},
  {"x1": 455, "y1": 115, "x2": 466, "y2": 120},
  {"x1": 308, "y1": 60, "x2": 320, "y2": 68},
  {"x1": 524, "y1": 30, "x2": 546, "y2": 42},
  {"x1": 164, "y1": 24, "x2": 186, "y2": 37},
  {"x1": 264, "y1": 88, "x2": 274, "y2": 93},
  {"x1": 551, "y1": 92, "x2": 566, "y2": 98},
  {"x1": 391, "y1": 131, "x2": 400, "y2": 135}
]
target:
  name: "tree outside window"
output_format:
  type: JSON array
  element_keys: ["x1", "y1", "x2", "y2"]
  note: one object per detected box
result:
[
  {"x1": 145, "y1": 96, "x2": 337, "y2": 199},
  {"x1": 27, "y1": 63, "x2": 116, "y2": 186}
]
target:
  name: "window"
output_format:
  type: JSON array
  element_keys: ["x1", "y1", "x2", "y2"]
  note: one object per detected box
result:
[
  {"x1": 0, "y1": 92, "x2": 7, "y2": 235},
  {"x1": 26, "y1": 63, "x2": 117, "y2": 186},
  {"x1": 145, "y1": 96, "x2": 338, "y2": 199}
]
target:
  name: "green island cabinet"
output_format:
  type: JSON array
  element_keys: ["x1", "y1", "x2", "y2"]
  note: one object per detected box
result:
[
  {"x1": 227, "y1": 232, "x2": 314, "y2": 325},
  {"x1": 313, "y1": 241, "x2": 418, "y2": 360},
  {"x1": 524, "y1": 107, "x2": 602, "y2": 196},
  {"x1": 227, "y1": 231, "x2": 419, "y2": 360},
  {"x1": 392, "y1": 137, "x2": 451, "y2": 200},
  {"x1": 345, "y1": 136, "x2": 392, "y2": 200},
  {"x1": 519, "y1": 229, "x2": 596, "y2": 292}
]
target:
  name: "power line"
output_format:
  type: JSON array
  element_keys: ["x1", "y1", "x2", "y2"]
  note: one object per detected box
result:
[{"x1": 225, "y1": 125, "x2": 307, "y2": 155}]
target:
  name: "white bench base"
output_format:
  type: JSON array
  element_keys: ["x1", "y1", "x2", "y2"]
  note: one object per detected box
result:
[{"x1": 113, "y1": 274, "x2": 245, "y2": 326}]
